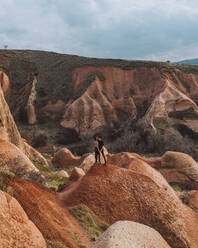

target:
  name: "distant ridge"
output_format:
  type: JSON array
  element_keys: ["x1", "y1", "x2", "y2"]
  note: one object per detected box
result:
[{"x1": 177, "y1": 58, "x2": 198, "y2": 65}]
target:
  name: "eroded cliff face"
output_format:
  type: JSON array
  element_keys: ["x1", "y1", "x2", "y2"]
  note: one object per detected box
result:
[
  {"x1": 60, "y1": 65, "x2": 198, "y2": 135},
  {"x1": 1, "y1": 50, "x2": 198, "y2": 138},
  {"x1": 0, "y1": 70, "x2": 47, "y2": 166},
  {"x1": 61, "y1": 66, "x2": 164, "y2": 135}
]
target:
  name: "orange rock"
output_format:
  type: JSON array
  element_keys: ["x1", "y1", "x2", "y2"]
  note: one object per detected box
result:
[
  {"x1": 52, "y1": 147, "x2": 86, "y2": 168},
  {"x1": 0, "y1": 190, "x2": 46, "y2": 248},
  {"x1": 69, "y1": 167, "x2": 85, "y2": 181},
  {"x1": 4, "y1": 176, "x2": 92, "y2": 248},
  {"x1": 0, "y1": 76, "x2": 47, "y2": 166},
  {"x1": 189, "y1": 190, "x2": 198, "y2": 211},
  {"x1": 140, "y1": 151, "x2": 198, "y2": 184},
  {"x1": 55, "y1": 170, "x2": 69, "y2": 178},
  {"x1": 0, "y1": 140, "x2": 45, "y2": 183},
  {"x1": 0, "y1": 71, "x2": 10, "y2": 94},
  {"x1": 61, "y1": 164, "x2": 198, "y2": 248}
]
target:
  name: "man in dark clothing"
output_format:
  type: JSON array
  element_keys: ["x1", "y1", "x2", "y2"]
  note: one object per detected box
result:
[{"x1": 96, "y1": 135, "x2": 107, "y2": 165}]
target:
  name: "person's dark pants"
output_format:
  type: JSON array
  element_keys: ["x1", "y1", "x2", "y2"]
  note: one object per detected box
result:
[
  {"x1": 95, "y1": 149, "x2": 100, "y2": 163},
  {"x1": 99, "y1": 149, "x2": 107, "y2": 164}
]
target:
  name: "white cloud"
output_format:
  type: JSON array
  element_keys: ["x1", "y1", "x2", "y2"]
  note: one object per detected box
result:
[{"x1": 0, "y1": 0, "x2": 198, "y2": 61}]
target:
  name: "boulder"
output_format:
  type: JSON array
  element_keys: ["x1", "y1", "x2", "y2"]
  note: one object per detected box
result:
[
  {"x1": 0, "y1": 190, "x2": 46, "y2": 248},
  {"x1": 61, "y1": 164, "x2": 198, "y2": 248},
  {"x1": 108, "y1": 152, "x2": 176, "y2": 196},
  {"x1": 55, "y1": 170, "x2": 69, "y2": 178},
  {"x1": 93, "y1": 221, "x2": 170, "y2": 248},
  {"x1": 0, "y1": 140, "x2": 45, "y2": 183},
  {"x1": 142, "y1": 151, "x2": 198, "y2": 183},
  {"x1": 69, "y1": 167, "x2": 85, "y2": 181},
  {"x1": 3, "y1": 176, "x2": 92, "y2": 248},
  {"x1": 52, "y1": 147, "x2": 84, "y2": 168},
  {"x1": 80, "y1": 154, "x2": 95, "y2": 173}
]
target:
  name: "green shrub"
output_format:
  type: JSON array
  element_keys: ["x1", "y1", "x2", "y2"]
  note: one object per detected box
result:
[{"x1": 70, "y1": 204, "x2": 108, "y2": 241}]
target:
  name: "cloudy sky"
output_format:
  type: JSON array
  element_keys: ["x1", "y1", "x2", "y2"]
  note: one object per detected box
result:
[{"x1": 0, "y1": 0, "x2": 198, "y2": 61}]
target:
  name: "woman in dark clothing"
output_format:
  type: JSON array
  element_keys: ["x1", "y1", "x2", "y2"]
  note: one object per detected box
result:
[
  {"x1": 93, "y1": 135, "x2": 100, "y2": 164},
  {"x1": 96, "y1": 135, "x2": 107, "y2": 165}
]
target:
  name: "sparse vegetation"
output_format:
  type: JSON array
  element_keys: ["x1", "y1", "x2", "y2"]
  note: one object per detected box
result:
[
  {"x1": 153, "y1": 118, "x2": 169, "y2": 130},
  {"x1": 69, "y1": 204, "x2": 108, "y2": 241},
  {"x1": 105, "y1": 120, "x2": 198, "y2": 159},
  {"x1": 168, "y1": 107, "x2": 198, "y2": 120},
  {"x1": 67, "y1": 230, "x2": 87, "y2": 248},
  {"x1": 46, "y1": 240, "x2": 68, "y2": 248}
]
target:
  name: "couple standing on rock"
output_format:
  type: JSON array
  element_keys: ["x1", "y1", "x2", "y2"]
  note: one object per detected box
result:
[{"x1": 93, "y1": 135, "x2": 107, "y2": 165}]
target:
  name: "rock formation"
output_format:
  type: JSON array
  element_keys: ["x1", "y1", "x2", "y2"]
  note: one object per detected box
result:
[
  {"x1": 0, "y1": 70, "x2": 47, "y2": 166},
  {"x1": 2, "y1": 50, "x2": 198, "y2": 140},
  {"x1": 93, "y1": 221, "x2": 170, "y2": 248},
  {"x1": 3, "y1": 175, "x2": 92, "y2": 248},
  {"x1": 0, "y1": 190, "x2": 46, "y2": 248},
  {"x1": 135, "y1": 151, "x2": 198, "y2": 185},
  {"x1": 144, "y1": 79, "x2": 198, "y2": 129},
  {"x1": 0, "y1": 140, "x2": 45, "y2": 183},
  {"x1": 27, "y1": 76, "x2": 37, "y2": 124},
  {"x1": 52, "y1": 147, "x2": 86, "y2": 168},
  {"x1": 69, "y1": 167, "x2": 85, "y2": 181},
  {"x1": 60, "y1": 164, "x2": 198, "y2": 248},
  {"x1": 189, "y1": 190, "x2": 198, "y2": 211}
]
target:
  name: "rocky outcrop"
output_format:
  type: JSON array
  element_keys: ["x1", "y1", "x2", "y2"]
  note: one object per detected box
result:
[
  {"x1": 0, "y1": 190, "x2": 46, "y2": 248},
  {"x1": 80, "y1": 154, "x2": 95, "y2": 173},
  {"x1": 61, "y1": 66, "x2": 162, "y2": 135},
  {"x1": 189, "y1": 191, "x2": 198, "y2": 211},
  {"x1": 3, "y1": 175, "x2": 92, "y2": 248},
  {"x1": 0, "y1": 140, "x2": 45, "y2": 183},
  {"x1": 2, "y1": 50, "x2": 198, "y2": 139},
  {"x1": 93, "y1": 221, "x2": 170, "y2": 248},
  {"x1": 69, "y1": 167, "x2": 85, "y2": 181},
  {"x1": 138, "y1": 151, "x2": 198, "y2": 184},
  {"x1": 0, "y1": 74, "x2": 47, "y2": 166},
  {"x1": 107, "y1": 152, "x2": 176, "y2": 196},
  {"x1": 144, "y1": 79, "x2": 198, "y2": 129},
  {"x1": 60, "y1": 164, "x2": 198, "y2": 248},
  {"x1": 0, "y1": 71, "x2": 10, "y2": 94},
  {"x1": 52, "y1": 147, "x2": 86, "y2": 168},
  {"x1": 27, "y1": 76, "x2": 37, "y2": 124},
  {"x1": 55, "y1": 170, "x2": 69, "y2": 178}
]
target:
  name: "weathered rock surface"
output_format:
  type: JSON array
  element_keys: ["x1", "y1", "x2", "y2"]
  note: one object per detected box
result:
[
  {"x1": 0, "y1": 140, "x2": 45, "y2": 183},
  {"x1": 107, "y1": 152, "x2": 176, "y2": 196},
  {"x1": 80, "y1": 154, "x2": 95, "y2": 173},
  {"x1": 55, "y1": 170, "x2": 69, "y2": 178},
  {"x1": 0, "y1": 190, "x2": 46, "y2": 248},
  {"x1": 52, "y1": 147, "x2": 85, "y2": 168},
  {"x1": 61, "y1": 66, "x2": 162, "y2": 135},
  {"x1": 189, "y1": 190, "x2": 198, "y2": 211},
  {"x1": 61, "y1": 164, "x2": 198, "y2": 248},
  {"x1": 2, "y1": 50, "x2": 198, "y2": 139},
  {"x1": 140, "y1": 151, "x2": 198, "y2": 183},
  {"x1": 69, "y1": 167, "x2": 85, "y2": 181},
  {"x1": 93, "y1": 221, "x2": 170, "y2": 248},
  {"x1": 0, "y1": 75, "x2": 47, "y2": 166},
  {"x1": 144, "y1": 79, "x2": 198, "y2": 129},
  {"x1": 0, "y1": 71, "x2": 10, "y2": 94},
  {"x1": 3, "y1": 176, "x2": 92, "y2": 248}
]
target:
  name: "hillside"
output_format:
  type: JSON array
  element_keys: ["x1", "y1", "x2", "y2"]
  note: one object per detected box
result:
[
  {"x1": 177, "y1": 58, "x2": 198, "y2": 65},
  {"x1": 1, "y1": 50, "x2": 198, "y2": 156},
  {"x1": 1, "y1": 63, "x2": 198, "y2": 247}
]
